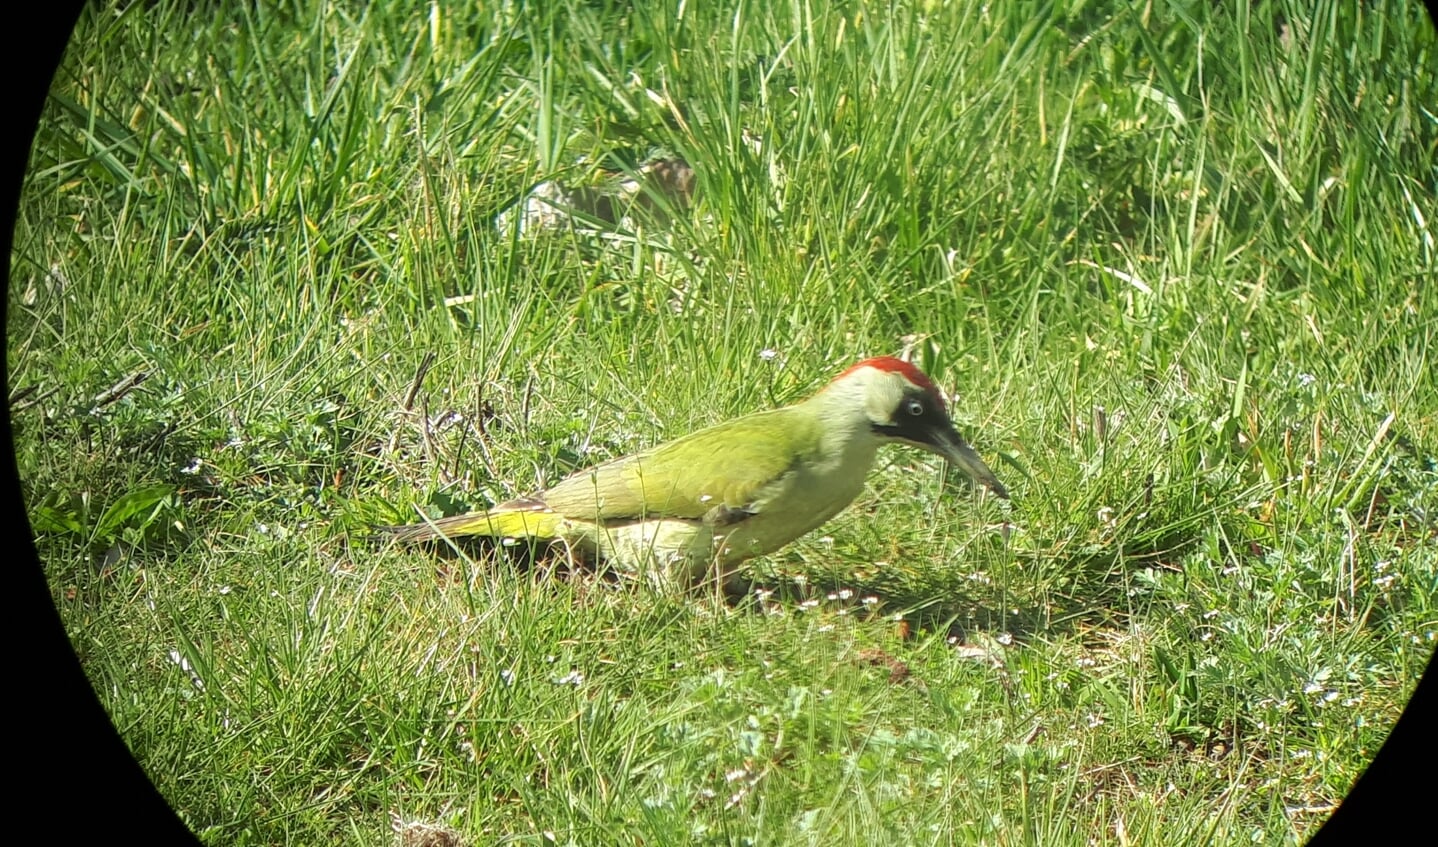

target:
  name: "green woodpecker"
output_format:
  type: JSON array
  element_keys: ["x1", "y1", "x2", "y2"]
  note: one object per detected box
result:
[{"x1": 383, "y1": 357, "x2": 1008, "y2": 592}]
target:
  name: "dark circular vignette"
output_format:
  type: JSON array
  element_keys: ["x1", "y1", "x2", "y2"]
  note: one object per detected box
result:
[
  {"x1": 4, "y1": 3, "x2": 1433, "y2": 844},
  {"x1": 1306, "y1": 653, "x2": 1435, "y2": 844},
  {"x1": 7, "y1": 2, "x2": 199, "y2": 844}
]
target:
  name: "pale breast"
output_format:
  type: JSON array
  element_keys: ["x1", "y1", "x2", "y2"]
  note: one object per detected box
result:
[{"x1": 711, "y1": 442, "x2": 875, "y2": 566}]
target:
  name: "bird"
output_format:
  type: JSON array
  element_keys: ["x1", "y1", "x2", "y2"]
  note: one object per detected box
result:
[{"x1": 382, "y1": 356, "x2": 1008, "y2": 594}]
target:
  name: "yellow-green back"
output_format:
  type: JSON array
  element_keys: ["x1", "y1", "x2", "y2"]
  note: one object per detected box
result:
[{"x1": 542, "y1": 406, "x2": 822, "y2": 524}]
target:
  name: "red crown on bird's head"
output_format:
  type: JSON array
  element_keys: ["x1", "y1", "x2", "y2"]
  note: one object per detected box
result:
[{"x1": 837, "y1": 356, "x2": 946, "y2": 411}]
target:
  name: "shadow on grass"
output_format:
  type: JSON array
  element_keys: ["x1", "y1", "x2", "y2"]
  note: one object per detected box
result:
[{"x1": 377, "y1": 529, "x2": 1210, "y2": 648}]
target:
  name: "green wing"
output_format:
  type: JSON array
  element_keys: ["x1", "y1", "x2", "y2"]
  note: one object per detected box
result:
[{"x1": 541, "y1": 407, "x2": 816, "y2": 523}]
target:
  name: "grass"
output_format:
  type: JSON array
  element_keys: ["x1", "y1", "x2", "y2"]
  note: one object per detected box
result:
[{"x1": 12, "y1": 0, "x2": 1437, "y2": 843}]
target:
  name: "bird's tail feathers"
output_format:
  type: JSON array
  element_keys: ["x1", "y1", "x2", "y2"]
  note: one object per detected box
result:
[{"x1": 377, "y1": 499, "x2": 562, "y2": 544}]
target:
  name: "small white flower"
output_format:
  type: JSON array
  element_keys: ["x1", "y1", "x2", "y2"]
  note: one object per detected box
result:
[
  {"x1": 837, "y1": 589, "x2": 853, "y2": 600},
  {"x1": 759, "y1": 348, "x2": 779, "y2": 361},
  {"x1": 167, "y1": 650, "x2": 203, "y2": 689},
  {"x1": 500, "y1": 668, "x2": 516, "y2": 686}
]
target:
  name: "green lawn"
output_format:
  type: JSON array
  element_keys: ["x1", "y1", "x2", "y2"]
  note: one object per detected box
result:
[{"x1": 13, "y1": 1, "x2": 1436, "y2": 844}]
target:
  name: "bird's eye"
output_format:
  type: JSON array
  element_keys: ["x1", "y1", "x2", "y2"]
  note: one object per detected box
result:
[{"x1": 905, "y1": 398, "x2": 924, "y2": 416}]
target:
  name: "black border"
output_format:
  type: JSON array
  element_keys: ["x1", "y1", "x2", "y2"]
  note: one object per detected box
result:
[{"x1": 5, "y1": 3, "x2": 1433, "y2": 843}]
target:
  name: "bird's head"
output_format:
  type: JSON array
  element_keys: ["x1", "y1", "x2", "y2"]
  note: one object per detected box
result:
[{"x1": 821, "y1": 356, "x2": 1009, "y2": 499}]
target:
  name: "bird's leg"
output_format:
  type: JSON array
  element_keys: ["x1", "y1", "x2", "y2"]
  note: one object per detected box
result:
[
  {"x1": 720, "y1": 570, "x2": 754, "y2": 605},
  {"x1": 703, "y1": 503, "x2": 757, "y2": 527},
  {"x1": 550, "y1": 533, "x2": 597, "y2": 582}
]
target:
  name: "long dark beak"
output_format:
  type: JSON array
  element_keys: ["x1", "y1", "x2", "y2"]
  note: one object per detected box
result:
[{"x1": 917, "y1": 422, "x2": 1010, "y2": 499}]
